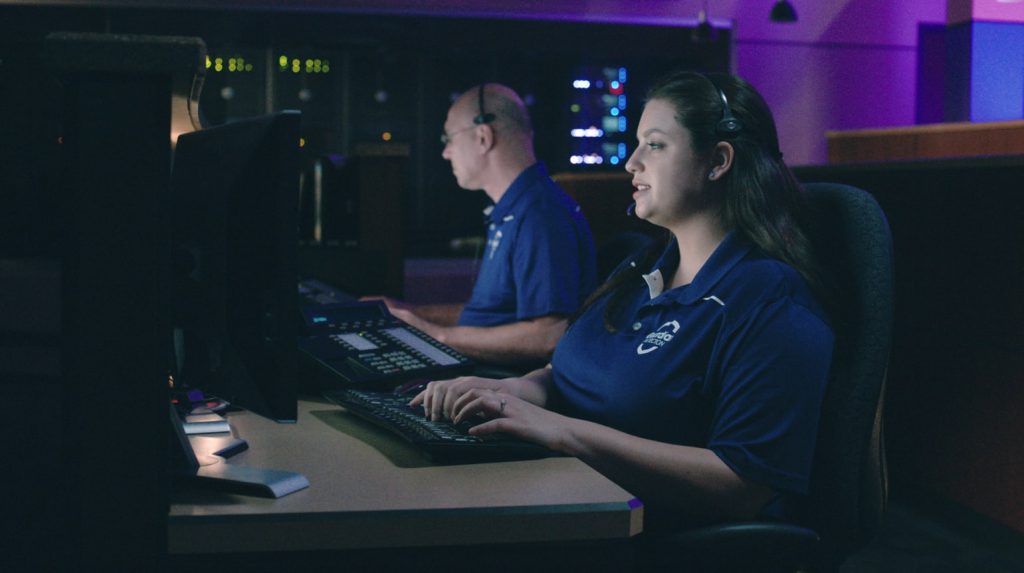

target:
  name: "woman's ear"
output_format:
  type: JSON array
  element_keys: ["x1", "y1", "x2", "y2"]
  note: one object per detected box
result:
[{"x1": 708, "y1": 141, "x2": 735, "y2": 181}]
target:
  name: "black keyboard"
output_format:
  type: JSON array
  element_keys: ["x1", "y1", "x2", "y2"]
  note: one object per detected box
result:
[{"x1": 324, "y1": 388, "x2": 554, "y2": 463}]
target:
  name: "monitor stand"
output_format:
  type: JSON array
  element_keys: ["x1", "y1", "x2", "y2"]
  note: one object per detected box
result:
[
  {"x1": 170, "y1": 404, "x2": 308, "y2": 498},
  {"x1": 193, "y1": 463, "x2": 309, "y2": 499}
]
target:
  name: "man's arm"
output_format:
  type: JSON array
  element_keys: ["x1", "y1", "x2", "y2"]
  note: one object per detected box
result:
[
  {"x1": 388, "y1": 307, "x2": 566, "y2": 367},
  {"x1": 409, "y1": 302, "x2": 463, "y2": 327}
]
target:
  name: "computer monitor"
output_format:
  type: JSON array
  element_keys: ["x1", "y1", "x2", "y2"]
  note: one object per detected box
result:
[{"x1": 169, "y1": 110, "x2": 301, "y2": 422}]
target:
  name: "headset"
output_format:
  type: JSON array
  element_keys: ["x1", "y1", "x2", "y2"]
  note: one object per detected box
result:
[
  {"x1": 705, "y1": 75, "x2": 743, "y2": 138},
  {"x1": 473, "y1": 83, "x2": 496, "y2": 125}
]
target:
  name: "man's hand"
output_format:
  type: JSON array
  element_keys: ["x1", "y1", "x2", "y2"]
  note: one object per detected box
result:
[
  {"x1": 359, "y1": 295, "x2": 414, "y2": 313},
  {"x1": 360, "y1": 294, "x2": 450, "y2": 341}
]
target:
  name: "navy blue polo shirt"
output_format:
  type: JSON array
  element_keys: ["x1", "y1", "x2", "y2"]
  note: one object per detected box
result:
[
  {"x1": 458, "y1": 163, "x2": 597, "y2": 327},
  {"x1": 550, "y1": 232, "x2": 833, "y2": 503}
]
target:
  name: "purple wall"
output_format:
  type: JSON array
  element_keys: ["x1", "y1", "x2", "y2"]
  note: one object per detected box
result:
[{"x1": 731, "y1": 1, "x2": 946, "y2": 164}]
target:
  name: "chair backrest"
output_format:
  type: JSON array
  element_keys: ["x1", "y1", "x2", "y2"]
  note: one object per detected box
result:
[{"x1": 800, "y1": 182, "x2": 894, "y2": 565}]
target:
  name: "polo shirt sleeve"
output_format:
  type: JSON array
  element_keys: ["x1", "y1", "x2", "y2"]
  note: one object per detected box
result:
[
  {"x1": 510, "y1": 205, "x2": 587, "y2": 320},
  {"x1": 705, "y1": 297, "x2": 833, "y2": 495}
]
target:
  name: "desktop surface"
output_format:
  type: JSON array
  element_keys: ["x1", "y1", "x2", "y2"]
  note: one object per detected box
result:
[{"x1": 169, "y1": 398, "x2": 643, "y2": 554}]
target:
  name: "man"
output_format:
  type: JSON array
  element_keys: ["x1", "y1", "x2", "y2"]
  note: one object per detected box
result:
[{"x1": 380, "y1": 83, "x2": 596, "y2": 369}]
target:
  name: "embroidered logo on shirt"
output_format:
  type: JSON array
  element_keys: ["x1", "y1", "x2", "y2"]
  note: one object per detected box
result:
[
  {"x1": 488, "y1": 230, "x2": 503, "y2": 259},
  {"x1": 637, "y1": 320, "x2": 680, "y2": 355}
]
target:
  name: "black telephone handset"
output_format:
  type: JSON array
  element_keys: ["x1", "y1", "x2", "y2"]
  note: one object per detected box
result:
[{"x1": 298, "y1": 301, "x2": 473, "y2": 387}]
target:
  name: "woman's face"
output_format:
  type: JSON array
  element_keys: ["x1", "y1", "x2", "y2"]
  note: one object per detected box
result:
[{"x1": 624, "y1": 98, "x2": 711, "y2": 229}]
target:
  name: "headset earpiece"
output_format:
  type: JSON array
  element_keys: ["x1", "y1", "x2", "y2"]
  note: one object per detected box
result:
[{"x1": 702, "y1": 75, "x2": 742, "y2": 138}]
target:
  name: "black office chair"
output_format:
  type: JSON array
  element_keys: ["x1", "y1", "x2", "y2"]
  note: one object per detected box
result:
[{"x1": 644, "y1": 182, "x2": 895, "y2": 573}]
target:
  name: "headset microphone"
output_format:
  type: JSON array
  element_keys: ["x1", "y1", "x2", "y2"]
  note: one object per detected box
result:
[{"x1": 626, "y1": 202, "x2": 636, "y2": 216}]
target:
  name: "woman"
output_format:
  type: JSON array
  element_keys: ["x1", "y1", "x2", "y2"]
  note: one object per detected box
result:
[{"x1": 411, "y1": 71, "x2": 833, "y2": 530}]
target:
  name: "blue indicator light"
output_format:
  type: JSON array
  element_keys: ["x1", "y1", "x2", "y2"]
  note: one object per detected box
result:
[
  {"x1": 618, "y1": 143, "x2": 627, "y2": 157},
  {"x1": 610, "y1": 80, "x2": 620, "y2": 90},
  {"x1": 610, "y1": 108, "x2": 620, "y2": 117},
  {"x1": 619, "y1": 68, "x2": 627, "y2": 83},
  {"x1": 618, "y1": 117, "x2": 627, "y2": 132},
  {"x1": 313, "y1": 316, "x2": 327, "y2": 323},
  {"x1": 610, "y1": 156, "x2": 620, "y2": 165},
  {"x1": 619, "y1": 95, "x2": 627, "y2": 109}
]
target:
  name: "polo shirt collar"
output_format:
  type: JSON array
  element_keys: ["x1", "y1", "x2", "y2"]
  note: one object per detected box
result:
[
  {"x1": 484, "y1": 162, "x2": 548, "y2": 224},
  {"x1": 644, "y1": 231, "x2": 752, "y2": 305}
]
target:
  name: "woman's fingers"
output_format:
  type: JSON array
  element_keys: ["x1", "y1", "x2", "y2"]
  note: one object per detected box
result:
[
  {"x1": 410, "y1": 377, "x2": 505, "y2": 421},
  {"x1": 414, "y1": 380, "x2": 447, "y2": 421},
  {"x1": 413, "y1": 378, "x2": 466, "y2": 421},
  {"x1": 451, "y1": 389, "x2": 507, "y2": 424}
]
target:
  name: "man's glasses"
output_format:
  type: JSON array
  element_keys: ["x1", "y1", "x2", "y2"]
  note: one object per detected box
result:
[{"x1": 440, "y1": 124, "x2": 476, "y2": 146}]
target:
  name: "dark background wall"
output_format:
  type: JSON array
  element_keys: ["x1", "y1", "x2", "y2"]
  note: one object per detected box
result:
[{"x1": 0, "y1": 4, "x2": 730, "y2": 260}]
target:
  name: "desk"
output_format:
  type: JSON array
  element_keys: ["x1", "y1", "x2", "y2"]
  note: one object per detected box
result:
[{"x1": 169, "y1": 399, "x2": 643, "y2": 555}]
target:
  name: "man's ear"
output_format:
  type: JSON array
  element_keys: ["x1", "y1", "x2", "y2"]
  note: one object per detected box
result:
[{"x1": 477, "y1": 123, "x2": 496, "y2": 153}]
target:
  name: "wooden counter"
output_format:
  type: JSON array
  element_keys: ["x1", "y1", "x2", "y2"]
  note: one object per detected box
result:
[{"x1": 826, "y1": 120, "x2": 1024, "y2": 163}]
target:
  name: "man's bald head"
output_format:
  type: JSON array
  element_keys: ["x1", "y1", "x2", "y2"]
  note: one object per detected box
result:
[
  {"x1": 442, "y1": 83, "x2": 537, "y2": 200},
  {"x1": 451, "y1": 83, "x2": 533, "y2": 140}
]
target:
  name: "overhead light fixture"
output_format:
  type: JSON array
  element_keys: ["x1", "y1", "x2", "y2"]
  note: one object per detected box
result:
[{"x1": 770, "y1": 0, "x2": 798, "y2": 23}]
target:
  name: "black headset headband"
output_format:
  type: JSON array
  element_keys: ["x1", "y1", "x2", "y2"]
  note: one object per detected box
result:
[
  {"x1": 473, "y1": 83, "x2": 496, "y2": 125},
  {"x1": 701, "y1": 74, "x2": 742, "y2": 137}
]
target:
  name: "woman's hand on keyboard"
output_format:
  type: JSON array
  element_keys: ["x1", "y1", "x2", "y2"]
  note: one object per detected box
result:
[
  {"x1": 449, "y1": 390, "x2": 570, "y2": 452},
  {"x1": 410, "y1": 365, "x2": 554, "y2": 422},
  {"x1": 409, "y1": 376, "x2": 509, "y2": 422}
]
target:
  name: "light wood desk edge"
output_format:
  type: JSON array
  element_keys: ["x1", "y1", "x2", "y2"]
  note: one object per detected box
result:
[{"x1": 169, "y1": 399, "x2": 643, "y2": 554}]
